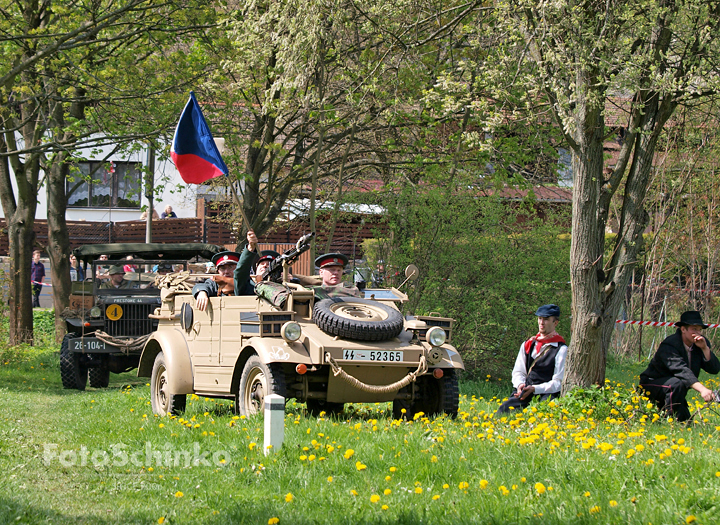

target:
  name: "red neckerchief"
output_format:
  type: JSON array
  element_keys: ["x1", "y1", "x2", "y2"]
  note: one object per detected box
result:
[{"x1": 524, "y1": 333, "x2": 566, "y2": 355}]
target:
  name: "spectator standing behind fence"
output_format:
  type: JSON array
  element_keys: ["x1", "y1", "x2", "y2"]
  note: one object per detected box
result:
[
  {"x1": 69, "y1": 254, "x2": 84, "y2": 282},
  {"x1": 495, "y1": 304, "x2": 568, "y2": 416},
  {"x1": 639, "y1": 311, "x2": 720, "y2": 422},
  {"x1": 31, "y1": 250, "x2": 45, "y2": 308},
  {"x1": 140, "y1": 208, "x2": 160, "y2": 220},
  {"x1": 160, "y1": 205, "x2": 177, "y2": 219}
]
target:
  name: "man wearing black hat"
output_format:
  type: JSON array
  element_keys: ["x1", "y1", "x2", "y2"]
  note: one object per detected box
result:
[
  {"x1": 313, "y1": 252, "x2": 361, "y2": 300},
  {"x1": 192, "y1": 250, "x2": 241, "y2": 311},
  {"x1": 495, "y1": 304, "x2": 567, "y2": 415},
  {"x1": 639, "y1": 311, "x2": 720, "y2": 422}
]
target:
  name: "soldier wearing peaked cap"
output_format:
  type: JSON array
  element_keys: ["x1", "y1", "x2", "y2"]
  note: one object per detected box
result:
[
  {"x1": 192, "y1": 250, "x2": 241, "y2": 311},
  {"x1": 231, "y1": 230, "x2": 278, "y2": 296},
  {"x1": 639, "y1": 311, "x2": 720, "y2": 422},
  {"x1": 312, "y1": 252, "x2": 361, "y2": 300},
  {"x1": 495, "y1": 304, "x2": 568, "y2": 416}
]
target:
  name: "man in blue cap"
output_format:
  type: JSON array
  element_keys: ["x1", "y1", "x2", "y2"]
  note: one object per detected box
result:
[
  {"x1": 313, "y1": 252, "x2": 361, "y2": 300},
  {"x1": 639, "y1": 310, "x2": 720, "y2": 422},
  {"x1": 495, "y1": 304, "x2": 567, "y2": 415}
]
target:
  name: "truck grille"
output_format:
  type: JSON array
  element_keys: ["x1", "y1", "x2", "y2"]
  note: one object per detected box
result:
[{"x1": 104, "y1": 303, "x2": 158, "y2": 337}]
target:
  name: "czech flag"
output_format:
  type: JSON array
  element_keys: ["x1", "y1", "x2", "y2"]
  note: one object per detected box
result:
[{"x1": 171, "y1": 92, "x2": 229, "y2": 184}]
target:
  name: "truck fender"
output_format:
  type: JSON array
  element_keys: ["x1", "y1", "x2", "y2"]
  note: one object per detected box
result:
[
  {"x1": 229, "y1": 339, "x2": 310, "y2": 396},
  {"x1": 137, "y1": 329, "x2": 194, "y2": 395}
]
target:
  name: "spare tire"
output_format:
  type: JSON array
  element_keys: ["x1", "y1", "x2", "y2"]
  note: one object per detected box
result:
[{"x1": 313, "y1": 297, "x2": 404, "y2": 341}]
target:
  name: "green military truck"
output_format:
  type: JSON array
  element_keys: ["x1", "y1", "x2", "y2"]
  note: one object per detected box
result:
[{"x1": 61, "y1": 243, "x2": 222, "y2": 390}]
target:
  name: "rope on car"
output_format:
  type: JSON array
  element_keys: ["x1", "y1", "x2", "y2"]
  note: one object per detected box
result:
[
  {"x1": 324, "y1": 352, "x2": 428, "y2": 394},
  {"x1": 94, "y1": 331, "x2": 151, "y2": 353}
]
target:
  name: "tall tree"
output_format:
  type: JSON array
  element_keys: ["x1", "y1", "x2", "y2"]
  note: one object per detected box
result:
[
  {"x1": 199, "y1": 0, "x2": 492, "y2": 241},
  {"x1": 478, "y1": 0, "x2": 720, "y2": 388},
  {"x1": 0, "y1": 0, "x2": 218, "y2": 343}
]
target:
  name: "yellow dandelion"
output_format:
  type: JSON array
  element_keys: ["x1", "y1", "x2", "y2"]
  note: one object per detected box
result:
[
  {"x1": 442, "y1": 484, "x2": 449, "y2": 489},
  {"x1": 327, "y1": 476, "x2": 333, "y2": 482},
  {"x1": 589, "y1": 506, "x2": 600, "y2": 514},
  {"x1": 584, "y1": 491, "x2": 591, "y2": 497},
  {"x1": 385, "y1": 475, "x2": 392, "y2": 482},
  {"x1": 609, "y1": 500, "x2": 618, "y2": 507},
  {"x1": 370, "y1": 494, "x2": 380, "y2": 503},
  {"x1": 389, "y1": 466, "x2": 397, "y2": 472},
  {"x1": 344, "y1": 449, "x2": 355, "y2": 459},
  {"x1": 355, "y1": 461, "x2": 367, "y2": 471},
  {"x1": 686, "y1": 516, "x2": 696, "y2": 524},
  {"x1": 414, "y1": 487, "x2": 423, "y2": 494},
  {"x1": 350, "y1": 490, "x2": 358, "y2": 496},
  {"x1": 432, "y1": 494, "x2": 440, "y2": 500},
  {"x1": 174, "y1": 491, "x2": 183, "y2": 498},
  {"x1": 268, "y1": 518, "x2": 279, "y2": 525},
  {"x1": 534, "y1": 483, "x2": 546, "y2": 495},
  {"x1": 384, "y1": 489, "x2": 392, "y2": 495},
  {"x1": 479, "y1": 479, "x2": 489, "y2": 489},
  {"x1": 285, "y1": 493, "x2": 294, "y2": 503},
  {"x1": 458, "y1": 481, "x2": 469, "y2": 490},
  {"x1": 381, "y1": 505, "x2": 389, "y2": 510},
  {"x1": 249, "y1": 442, "x2": 256, "y2": 450},
  {"x1": 158, "y1": 518, "x2": 165, "y2": 524}
]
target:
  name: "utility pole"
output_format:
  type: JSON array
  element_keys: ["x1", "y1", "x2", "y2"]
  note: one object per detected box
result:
[{"x1": 145, "y1": 146, "x2": 156, "y2": 243}]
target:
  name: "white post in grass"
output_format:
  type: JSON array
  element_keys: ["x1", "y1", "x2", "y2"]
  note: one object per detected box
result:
[{"x1": 264, "y1": 395, "x2": 285, "y2": 455}]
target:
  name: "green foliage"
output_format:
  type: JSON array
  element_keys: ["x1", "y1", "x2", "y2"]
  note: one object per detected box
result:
[{"x1": 372, "y1": 184, "x2": 571, "y2": 376}]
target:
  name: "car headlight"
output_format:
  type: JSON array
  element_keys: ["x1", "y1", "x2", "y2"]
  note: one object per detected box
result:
[
  {"x1": 90, "y1": 306, "x2": 102, "y2": 318},
  {"x1": 281, "y1": 321, "x2": 302, "y2": 342},
  {"x1": 426, "y1": 326, "x2": 446, "y2": 347}
]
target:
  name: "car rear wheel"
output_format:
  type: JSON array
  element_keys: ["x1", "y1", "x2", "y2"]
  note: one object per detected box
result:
[
  {"x1": 151, "y1": 352, "x2": 186, "y2": 417},
  {"x1": 60, "y1": 333, "x2": 87, "y2": 390},
  {"x1": 306, "y1": 399, "x2": 344, "y2": 417},
  {"x1": 313, "y1": 297, "x2": 404, "y2": 342},
  {"x1": 237, "y1": 355, "x2": 286, "y2": 417}
]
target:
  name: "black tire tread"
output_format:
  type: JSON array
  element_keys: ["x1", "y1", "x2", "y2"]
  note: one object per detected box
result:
[
  {"x1": 88, "y1": 360, "x2": 110, "y2": 388},
  {"x1": 60, "y1": 333, "x2": 87, "y2": 390},
  {"x1": 313, "y1": 297, "x2": 404, "y2": 342},
  {"x1": 238, "y1": 355, "x2": 287, "y2": 416}
]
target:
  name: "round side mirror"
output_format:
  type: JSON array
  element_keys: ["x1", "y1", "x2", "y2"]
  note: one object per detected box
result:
[{"x1": 405, "y1": 264, "x2": 419, "y2": 281}]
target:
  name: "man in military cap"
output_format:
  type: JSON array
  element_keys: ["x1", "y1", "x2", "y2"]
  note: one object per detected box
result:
[
  {"x1": 313, "y1": 252, "x2": 361, "y2": 300},
  {"x1": 192, "y1": 250, "x2": 241, "y2": 311},
  {"x1": 639, "y1": 310, "x2": 720, "y2": 422},
  {"x1": 100, "y1": 265, "x2": 137, "y2": 289},
  {"x1": 495, "y1": 304, "x2": 567, "y2": 415},
  {"x1": 232, "y1": 229, "x2": 278, "y2": 295}
]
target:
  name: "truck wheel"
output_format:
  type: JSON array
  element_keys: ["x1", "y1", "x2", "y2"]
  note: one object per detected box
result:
[
  {"x1": 313, "y1": 297, "x2": 404, "y2": 342},
  {"x1": 89, "y1": 357, "x2": 110, "y2": 388},
  {"x1": 151, "y1": 352, "x2": 186, "y2": 417},
  {"x1": 238, "y1": 355, "x2": 286, "y2": 416},
  {"x1": 60, "y1": 333, "x2": 87, "y2": 390},
  {"x1": 414, "y1": 370, "x2": 459, "y2": 419},
  {"x1": 306, "y1": 399, "x2": 344, "y2": 417},
  {"x1": 392, "y1": 399, "x2": 415, "y2": 420}
]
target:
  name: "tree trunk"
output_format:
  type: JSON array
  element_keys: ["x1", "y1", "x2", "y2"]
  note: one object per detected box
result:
[
  {"x1": 563, "y1": 135, "x2": 608, "y2": 390},
  {"x1": 47, "y1": 159, "x2": 72, "y2": 343}
]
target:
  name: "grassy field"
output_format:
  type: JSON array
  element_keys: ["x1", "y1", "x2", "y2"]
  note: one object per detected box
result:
[{"x1": 2, "y1": 319, "x2": 720, "y2": 524}]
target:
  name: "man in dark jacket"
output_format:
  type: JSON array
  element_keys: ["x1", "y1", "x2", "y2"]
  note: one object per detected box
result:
[
  {"x1": 495, "y1": 304, "x2": 567, "y2": 416},
  {"x1": 639, "y1": 310, "x2": 720, "y2": 422}
]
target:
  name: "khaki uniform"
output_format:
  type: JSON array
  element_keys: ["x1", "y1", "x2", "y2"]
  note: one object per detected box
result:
[{"x1": 313, "y1": 284, "x2": 361, "y2": 300}]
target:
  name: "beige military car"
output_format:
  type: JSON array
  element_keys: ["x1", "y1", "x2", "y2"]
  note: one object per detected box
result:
[{"x1": 137, "y1": 264, "x2": 464, "y2": 419}]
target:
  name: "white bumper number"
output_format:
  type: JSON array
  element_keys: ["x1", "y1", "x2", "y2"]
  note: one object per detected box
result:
[{"x1": 342, "y1": 350, "x2": 403, "y2": 362}]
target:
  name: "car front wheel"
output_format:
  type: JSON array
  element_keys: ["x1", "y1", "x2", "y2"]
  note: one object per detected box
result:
[
  {"x1": 151, "y1": 352, "x2": 186, "y2": 417},
  {"x1": 237, "y1": 355, "x2": 286, "y2": 416}
]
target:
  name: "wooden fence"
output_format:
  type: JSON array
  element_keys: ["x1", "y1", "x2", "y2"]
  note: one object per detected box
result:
[{"x1": 0, "y1": 214, "x2": 386, "y2": 259}]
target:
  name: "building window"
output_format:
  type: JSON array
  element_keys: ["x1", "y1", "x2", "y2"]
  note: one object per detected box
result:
[{"x1": 67, "y1": 161, "x2": 142, "y2": 208}]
